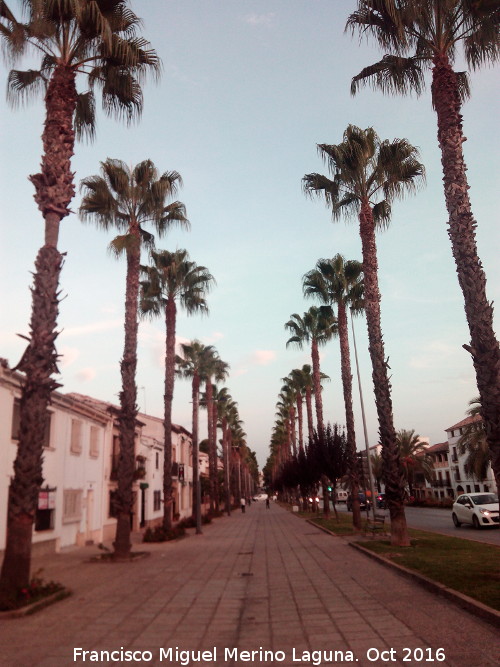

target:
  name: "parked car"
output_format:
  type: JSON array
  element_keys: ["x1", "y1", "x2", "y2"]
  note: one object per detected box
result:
[
  {"x1": 347, "y1": 492, "x2": 371, "y2": 512},
  {"x1": 452, "y1": 492, "x2": 499, "y2": 529},
  {"x1": 376, "y1": 493, "x2": 386, "y2": 509}
]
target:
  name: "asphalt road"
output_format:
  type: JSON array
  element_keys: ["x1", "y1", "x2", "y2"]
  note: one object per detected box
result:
[{"x1": 336, "y1": 503, "x2": 500, "y2": 546}]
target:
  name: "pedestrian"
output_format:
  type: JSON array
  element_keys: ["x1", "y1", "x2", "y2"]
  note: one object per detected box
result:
[
  {"x1": 240, "y1": 497, "x2": 246, "y2": 513},
  {"x1": 266, "y1": 496, "x2": 270, "y2": 509}
]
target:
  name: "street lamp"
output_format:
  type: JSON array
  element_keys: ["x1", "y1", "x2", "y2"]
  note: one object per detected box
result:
[{"x1": 350, "y1": 309, "x2": 377, "y2": 521}]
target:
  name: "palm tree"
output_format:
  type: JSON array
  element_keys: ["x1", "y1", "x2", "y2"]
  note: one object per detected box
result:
[
  {"x1": 303, "y1": 255, "x2": 364, "y2": 529},
  {"x1": 396, "y1": 429, "x2": 433, "y2": 498},
  {"x1": 347, "y1": 0, "x2": 500, "y2": 500},
  {"x1": 0, "y1": 1, "x2": 159, "y2": 598},
  {"x1": 215, "y1": 387, "x2": 235, "y2": 515},
  {"x1": 285, "y1": 306, "x2": 337, "y2": 439},
  {"x1": 303, "y1": 125, "x2": 425, "y2": 546},
  {"x1": 80, "y1": 160, "x2": 188, "y2": 557},
  {"x1": 202, "y1": 353, "x2": 229, "y2": 513},
  {"x1": 176, "y1": 341, "x2": 216, "y2": 534},
  {"x1": 139, "y1": 249, "x2": 214, "y2": 530},
  {"x1": 457, "y1": 398, "x2": 492, "y2": 485},
  {"x1": 370, "y1": 450, "x2": 384, "y2": 493}
]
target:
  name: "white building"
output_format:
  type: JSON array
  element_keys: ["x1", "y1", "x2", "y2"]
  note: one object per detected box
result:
[{"x1": 0, "y1": 362, "x2": 193, "y2": 555}]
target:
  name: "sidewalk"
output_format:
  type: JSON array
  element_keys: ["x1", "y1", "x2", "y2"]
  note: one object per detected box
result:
[{"x1": 0, "y1": 502, "x2": 498, "y2": 667}]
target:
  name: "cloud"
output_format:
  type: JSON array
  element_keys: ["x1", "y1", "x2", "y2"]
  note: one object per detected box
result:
[
  {"x1": 202, "y1": 331, "x2": 225, "y2": 345},
  {"x1": 75, "y1": 367, "x2": 96, "y2": 382},
  {"x1": 243, "y1": 12, "x2": 276, "y2": 26},
  {"x1": 59, "y1": 346, "x2": 80, "y2": 368},
  {"x1": 251, "y1": 350, "x2": 277, "y2": 365},
  {"x1": 409, "y1": 340, "x2": 461, "y2": 370},
  {"x1": 61, "y1": 319, "x2": 122, "y2": 338}
]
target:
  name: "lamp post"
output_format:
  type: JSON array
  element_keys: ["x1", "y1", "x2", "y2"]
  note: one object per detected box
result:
[{"x1": 350, "y1": 309, "x2": 377, "y2": 521}]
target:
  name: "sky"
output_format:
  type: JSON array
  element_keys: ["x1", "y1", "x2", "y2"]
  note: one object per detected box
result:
[{"x1": 0, "y1": 1, "x2": 499, "y2": 470}]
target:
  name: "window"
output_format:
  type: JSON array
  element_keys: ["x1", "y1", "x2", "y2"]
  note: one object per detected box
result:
[
  {"x1": 111, "y1": 435, "x2": 120, "y2": 480},
  {"x1": 63, "y1": 489, "x2": 83, "y2": 523},
  {"x1": 153, "y1": 490, "x2": 161, "y2": 512},
  {"x1": 109, "y1": 490, "x2": 119, "y2": 518},
  {"x1": 11, "y1": 398, "x2": 52, "y2": 447},
  {"x1": 89, "y1": 426, "x2": 100, "y2": 458},
  {"x1": 155, "y1": 451, "x2": 159, "y2": 470},
  {"x1": 35, "y1": 487, "x2": 56, "y2": 531},
  {"x1": 70, "y1": 419, "x2": 83, "y2": 454}
]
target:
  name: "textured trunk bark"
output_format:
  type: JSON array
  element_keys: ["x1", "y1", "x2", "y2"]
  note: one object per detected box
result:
[
  {"x1": 338, "y1": 301, "x2": 361, "y2": 530},
  {"x1": 113, "y1": 228, "x2": 140, "y2": 558},
  {"x1": 206, "y1": 378, "x2": 216, "y2": 513},
  {"x1": 432, "y1": 53, "x2": 500, "y2": 493},
  {"x1": 212, "y1": 401, "x2": 220, "y2": 513},
  {"x1": 311, "y1": 339, "x2": 324, "y2": 438},
  {"x1": 222, "y1": 419, "x2": 231, "y2": 515},
  {"x1": 296, "y1": 394, "x2": 304, "y2": 452},
  {"x1": 359, "y1": 200, "x2": 409, "y2": 547},
  {"x1": 191, "y1": 373, "x2": 202, "y2": 534},
  {"x1": 162, "y1": 297, "x2": 176, "y2": 531},
  {"x1": 305, "y1": 386, "x2": 314, "y2": 444},
  {"x1": 290, "y1": 405, "x2": 297, "y2": 458},
  {"x1": 0, "y1": 65, "x2": 76, "y2": 603}
]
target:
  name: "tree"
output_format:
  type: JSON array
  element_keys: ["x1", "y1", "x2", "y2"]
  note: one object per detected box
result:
[
  {"x1": 176, "y1": 341, "x2": 216, "y2": 534},
  {"x1": 396, "y1": 429, "x2": 433, "y2": 498},
  {"x1": 303, "y1": 125, "x2": 425, "y2": 546},
  {"x1": 370, "y1": 450, "x2": 384, "y2": 493},
  {"x1": 457, "y1": 398, "x2": 492, "y2": 484},
  {"x1": 285, "y1": 306, "x2": 336, "y2": 438},
  {"x1": 80, "y1": 159, "x2": 187, "y2": 557},
  {"x1": 140, "y1": 249, "x2": 214, "y2": 530},
  {"x1": 347, "y1": 0, "x2": 500, "y2": 504},
  {"x1": 215, "y1": 387, "x2": 236, "y2": 515},
  {"x1": 202, "y1": 353, "x2": 229, "y2": 513},
  {"x1": 0, "y1": 0, "x2": 159, "y2": 600},
  {"x1": 304, "y1": 255, "x2": 364, "y2": 529}
]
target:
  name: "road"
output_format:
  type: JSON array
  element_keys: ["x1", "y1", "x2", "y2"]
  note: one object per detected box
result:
[{"x1": 336, "y1": 503, "x2": 500, "y2": 545}]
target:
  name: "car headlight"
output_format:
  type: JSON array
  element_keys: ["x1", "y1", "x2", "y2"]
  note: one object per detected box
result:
[{"x1": 479, "y1": 509, "x2": 490, "y2": 516}]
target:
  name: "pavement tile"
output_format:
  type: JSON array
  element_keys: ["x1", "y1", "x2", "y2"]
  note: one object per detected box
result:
[{"x1": 2, "y1": 502, "x2": 498, "y2": 667}]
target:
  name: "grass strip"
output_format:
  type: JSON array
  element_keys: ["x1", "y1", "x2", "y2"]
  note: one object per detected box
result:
[{"x1": 293, "y1": 506, "x2": 500, "y2": 612}]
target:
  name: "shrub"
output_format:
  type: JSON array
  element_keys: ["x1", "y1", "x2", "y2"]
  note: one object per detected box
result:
[{"x1": 142, "y1": 525, "x2": 186, "y2": 543}]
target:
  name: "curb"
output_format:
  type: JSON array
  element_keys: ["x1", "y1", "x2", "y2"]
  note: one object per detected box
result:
[
  {"x1": 304, "y1": 517, "x2": 500, "y2": 630},
  {"x1": 349, "y1": 541, "x2": 500, "y2": 630}
]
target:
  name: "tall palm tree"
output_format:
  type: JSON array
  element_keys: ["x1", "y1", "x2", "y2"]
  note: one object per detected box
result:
[
  {"x1": 396, "y1": 429, "x2": 433, "y2": 498},
  {"x1": 215, "y1": 387, "x2": 235, "y2": 514},
  {"x1": 285, "y1": 306, "x2": 337, "y2": 439},
  {"x1": 139, "y1": 249, "x2": 214, "y2": 530},
  {"x1": 202, "y1": 353, "x2": 229, "y2": 513},
  {"x1": 303, "y1": 125, "x2": 425, "y2": 546},
  {"x1": 0, "y1": 1, "x2": 159, "y2": 598},
  {"x1": 176, "y1": 341, "x2": 215, "y2": 534},
  {"x1": 303, "y1": 255, "x2": 364, "y2": 529},
  {"x1": 80, "y1": 160, "x2": 188, "y2": 557},
  {"x1": 347, "y1": 0, "x2": 500, "y2": 499}
]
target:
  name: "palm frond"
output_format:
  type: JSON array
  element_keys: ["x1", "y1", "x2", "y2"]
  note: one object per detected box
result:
[
  {"x1": 74, "y1": 90, "x2": 96, "y2": 141},
  {"x1": 7, "y1": 68, "x2": 46, "y2": 105},
  {"x1": 351, "y1": 54, "x2": 426, "y2": 97}
]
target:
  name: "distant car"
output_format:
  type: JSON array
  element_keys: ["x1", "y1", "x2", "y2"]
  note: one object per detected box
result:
[
  {"x1": 347, "y1": 492, "x2": 371, "y2": 512},
  {"x1": 452, "y1": 492, "x2": 499, "y2": 529},
  {"x1": 254, "y1": 493, "x2": 268, "y2": 501},
  {"x1": 376, "y1": 493, "x2": 386, "y2": 509}
]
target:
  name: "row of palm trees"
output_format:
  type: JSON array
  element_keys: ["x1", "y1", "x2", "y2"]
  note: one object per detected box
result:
[
  {"x1": 267, "y1": 1, "x2": 499, "y2": 546},
  {"x1": 0, "y1": 0, "x2": 162, "y2": 604}
]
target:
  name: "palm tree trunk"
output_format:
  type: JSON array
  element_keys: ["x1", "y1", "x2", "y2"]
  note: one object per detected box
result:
[
  {"x1": 305, "y1": 386, "x2": 314, "y2": 443},
  {"x1": 290, "y1": 405, "x2": 297, "y2": 457},
  {"x1": 212, "y1": 400, "x2": 220, "y2": 512},
  {"x1": 338, "y1": 301, "x2": 361, "y2": 530},
  {"x1": 222, "y1": 418, "x2": 231, "y2": 515},
  {"x1": 0, "y1": 65, "x2": 76, "y2": 603},
  {"x1": 205, "y1": 379, "x2": 216, "y2": 513},
  {"x1": 191, "y1": 372, "x2": 202, "y2": 534},
  {"x1": 114, "y1": 231, "x2": 140, "y2": 558},
  {"x1": 162, "y1": 297, "x2": 176, "y2": 531},
  {"x1": 359, "y1": 200, "x2": 409, "y2": 547},
  {"x1": 432, "y1": 53, "x2": 500, "y2": 494},
  {"x1": 296, "y1": 394, "x2": 304, "y2": 452},
  {"x1": 311, "y1": 339, "x2": 324, "y2": 437}
]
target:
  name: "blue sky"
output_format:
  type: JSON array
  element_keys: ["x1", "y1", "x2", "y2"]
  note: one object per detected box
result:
[{"x1": 0, "y1": 1, "x2": 498, "y2": 468}]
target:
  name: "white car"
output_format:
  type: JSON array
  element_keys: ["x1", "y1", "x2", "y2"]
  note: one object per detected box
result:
[{"x1": 452, "y1": 492, "x2": 499, "y2": 529}]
